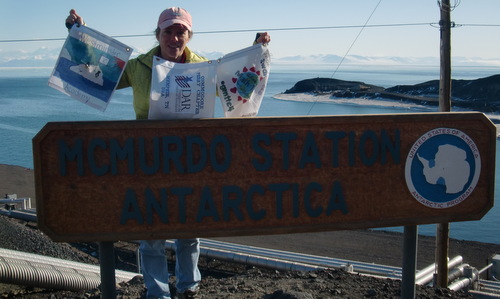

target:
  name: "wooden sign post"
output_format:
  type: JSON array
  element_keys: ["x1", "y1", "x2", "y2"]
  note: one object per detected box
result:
[{"x1": 33, "y1": 112, "x2": 496, "y2": 297}]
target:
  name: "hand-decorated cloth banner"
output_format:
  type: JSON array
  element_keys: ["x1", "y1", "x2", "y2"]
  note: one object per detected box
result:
[
  {"x1": 149, "y1": 44, "x2": 271, "y2": 119},
  {"x1": 48, "y1": 25, "x2": 133, "y2": 111},
  {"x1": 149, "y1": 57, "x2": 217, "y2": 120},
  {"x1": 216, "y1": 44, "x2": 271, "y2": 117}
]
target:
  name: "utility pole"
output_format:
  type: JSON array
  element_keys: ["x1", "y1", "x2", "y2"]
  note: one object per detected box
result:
[
  {"x1": 436, "y1": 0, "x2": 452, "y2": 288},
  {"x1": 439, "y1": 0, "x2": 452, "y2": 112}
]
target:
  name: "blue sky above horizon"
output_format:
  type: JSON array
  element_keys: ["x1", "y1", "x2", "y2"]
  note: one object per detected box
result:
[{"x1": 1, "y1": 0, "x2": 500, "y2": 64}]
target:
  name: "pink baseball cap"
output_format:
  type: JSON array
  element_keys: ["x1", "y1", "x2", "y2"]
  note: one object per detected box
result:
[{"x1": 157, "y1": 7, "x2": 192, "y2": 31}]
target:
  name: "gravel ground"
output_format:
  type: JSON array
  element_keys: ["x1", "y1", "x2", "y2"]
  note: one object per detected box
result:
[{"x1": 0, "y1": 215, "x2": 480, "y2": 299}]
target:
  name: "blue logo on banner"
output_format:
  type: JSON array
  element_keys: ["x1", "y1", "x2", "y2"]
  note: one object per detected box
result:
[{"x1": 175, "y1": 76, "x2": 193, "y2": 88}]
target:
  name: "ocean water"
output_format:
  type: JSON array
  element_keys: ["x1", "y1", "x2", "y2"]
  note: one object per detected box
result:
[{"x1": 0, "y1": 65, "x2": 499, "y2": 244}]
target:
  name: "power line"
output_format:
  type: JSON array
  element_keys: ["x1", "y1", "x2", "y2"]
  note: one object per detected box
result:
[
  {"x1": 2, "y1": 22, "x2": 498, "y2": 44},
  {"x1": 331, "y1": 0, "x2": 383, "y2": 78},
  {"x1": 0, "y1": 22, "x2": 443, "y2": 44},
  {"x1": 197, "y1": 23, "x2": 433, "y2": 34},
  {"x1": 306, "y1": 0, "x2": 382, "y2": 116},
  {"x1": 456, "y1": 23, "x2": 500, "y2": 27}
]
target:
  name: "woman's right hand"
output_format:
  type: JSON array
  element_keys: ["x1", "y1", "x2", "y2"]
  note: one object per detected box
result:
[{"x1": 65, "y1": 9, "x2": 84, "y2": 29}]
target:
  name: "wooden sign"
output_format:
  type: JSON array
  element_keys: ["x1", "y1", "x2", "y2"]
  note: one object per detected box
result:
[{"x1": 33, "y1": 112, "x2": 496, "y2": 242}]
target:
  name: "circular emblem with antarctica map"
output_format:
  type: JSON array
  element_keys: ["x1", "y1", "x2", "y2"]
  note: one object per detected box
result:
[{"x1": 405, "y1": 128, "x2": 481, "y2": 209}]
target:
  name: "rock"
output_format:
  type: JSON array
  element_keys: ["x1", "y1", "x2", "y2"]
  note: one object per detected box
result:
[
  {"x1": 284, "y1": 75, "x2": 500, "y2": 113},
  {"x1": 265, "y1": 290, "x2": 314, "y2": 299},
  {"x1": 386, "y1": 74, "x2": 500, "y2": 112},
  {"x1": 284, "y1": 77, "x2": 384, "y2": 95}
]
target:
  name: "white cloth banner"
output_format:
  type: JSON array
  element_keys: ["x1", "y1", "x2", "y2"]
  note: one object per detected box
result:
[
  {"x1": 149, "y1": 57, "x2": 217, "y2": 120},
  {"x1": 217, "y1": 44, "x2": 271, "y2": 117},
  {"x1": 48, "y1": 25, "x2": 133, "y2": 111},
  {"x1": 149, "y1": 44, "x2": 271, "y2": 119}
]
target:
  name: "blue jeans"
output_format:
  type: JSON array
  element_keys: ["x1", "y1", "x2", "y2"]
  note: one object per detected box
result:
[{"x1": 139, "y1": 239, "x2": 201, "y2": 299}]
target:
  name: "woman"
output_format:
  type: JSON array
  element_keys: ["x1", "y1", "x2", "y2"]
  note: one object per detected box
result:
[{"x1": 65, "y1": 7, "x2": 270, "y2": 299}]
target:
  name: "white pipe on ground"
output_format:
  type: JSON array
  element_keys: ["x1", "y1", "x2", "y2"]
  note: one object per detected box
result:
[
  {"x1": 0, "y1": 257, "x2": 101, "y2": 291},
  {"x1": 0, "y1": 247, "x2": 137, "y2": 279},
  {"x1": 448, "y1": 263, "x2": 470, "y2": 283},
  {"x1": 414, "y1": 256, "x2": 463, "y2": 286},
  {"x1": 0, "y1": 197, "x2": 31, "y2": 210},
  {"x1": 197, "y1": 239, "x2": 403, "y2": 278},
  {"x1": 0, "y1": 248, "x2": 138, "y2": 291}
]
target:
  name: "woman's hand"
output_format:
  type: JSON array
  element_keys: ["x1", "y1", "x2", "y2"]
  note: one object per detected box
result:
[
  {"x1": 255, "y1": 32, "x2": 271, "y2": 45},
  {"x1": 65, "y1": 9, "x2": 85, "y2": 29}
]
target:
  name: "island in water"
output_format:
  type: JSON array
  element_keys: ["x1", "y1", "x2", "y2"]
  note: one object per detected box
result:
[{"x1": 283, "y1": 74, "x2": 500, "y2": 114}]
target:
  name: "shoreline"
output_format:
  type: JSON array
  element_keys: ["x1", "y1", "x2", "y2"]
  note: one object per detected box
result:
[
  {"x1": 273, "y1": 92, "x2": 500, "y2": 129},
  {"x1": 0, "y1": 164, "x2": 36, "y2": 207}
]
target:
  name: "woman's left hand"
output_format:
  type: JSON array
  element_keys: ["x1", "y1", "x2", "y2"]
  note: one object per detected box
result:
[{"x1": 255, "y1": 32, "x2": 271, "y2": 45}]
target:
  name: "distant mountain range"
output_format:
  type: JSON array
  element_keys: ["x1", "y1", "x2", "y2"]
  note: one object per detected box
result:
[
  {"x1": 1, "y1": 47, "x2": 500, "y2": 68},
  {"x1": 273, "y1": 54, "x2": 500, "y2": 67},
  {"x1": 0, "y1": 47, "x2": 61, "y2": 68}
]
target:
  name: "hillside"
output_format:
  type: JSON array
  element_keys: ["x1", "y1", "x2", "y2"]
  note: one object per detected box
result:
[{"x1": 284, "y1": 74, "x2": 500, "y2": 113}]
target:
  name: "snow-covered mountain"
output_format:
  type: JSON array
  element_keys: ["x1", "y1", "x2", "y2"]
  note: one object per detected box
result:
[{"x1": 1, "y1": 47, "x2": 499, "y2": 68}]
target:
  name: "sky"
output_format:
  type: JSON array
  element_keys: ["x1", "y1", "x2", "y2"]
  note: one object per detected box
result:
[{"x1": 1, "y1": 0, "x2": 500, "y2": 64}]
